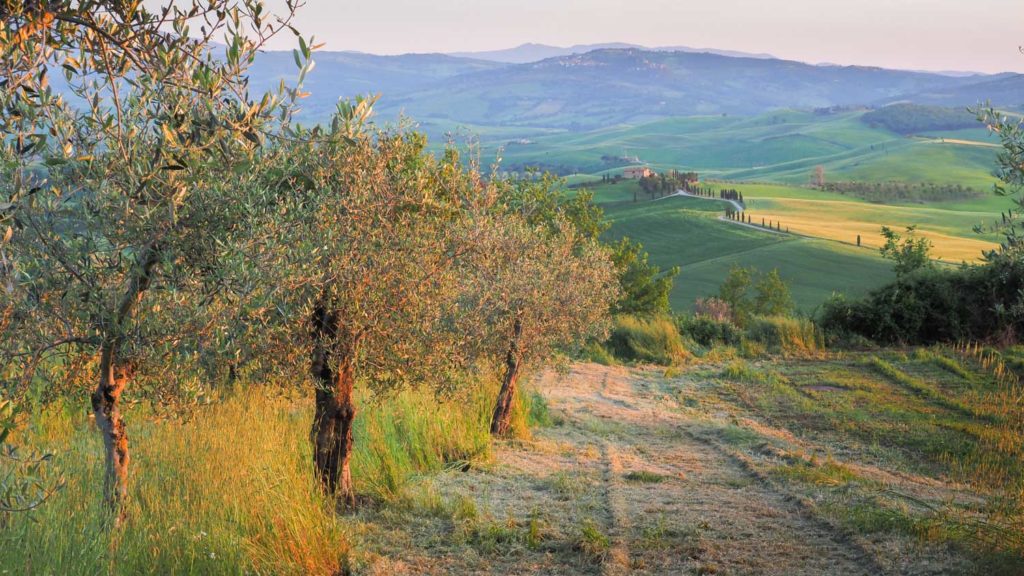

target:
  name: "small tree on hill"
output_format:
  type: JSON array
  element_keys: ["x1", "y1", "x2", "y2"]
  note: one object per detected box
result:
[
  {"x1": 719, "y1": 265, "x2": 755, "y2": 324},
  {"x1": 754, "y1": 269, "x2": 794, "y2": 316},
  {"x1": 466, "y1": 216, "x2": 617, "y2": 437},
  {"x1": 608, "y1": 237, "x2": 679, "y2": 317},
  {"x1": 812, "y1": 165, "x2": 826, "y2": 189},
  {"x1": 880, "y1": 226, "x2": 933, "y2": 277}
]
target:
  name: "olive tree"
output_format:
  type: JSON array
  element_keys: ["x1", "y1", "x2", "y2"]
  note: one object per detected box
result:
[
  {"x1": 464, "y1": 179, "x2": 618, "y2": 437},
  {"x1": 0, "y1": 0, "x2": 306, "y2": 511},
  {"x1": 258, "y1": 108, "x2": 504, "y2": 507},
  {"x1": 977, "y1": 104, "x2": 1024, "y2": 257}
]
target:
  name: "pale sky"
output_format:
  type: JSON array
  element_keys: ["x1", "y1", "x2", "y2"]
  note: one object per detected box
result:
[{"x1": 257, "y1": 0, "x2": 1022, "y2": 73}]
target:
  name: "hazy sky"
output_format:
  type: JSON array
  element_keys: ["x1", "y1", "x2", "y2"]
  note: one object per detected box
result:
[{"x1": 258, "y1": 0, "x2": 1022, "y2": 73}]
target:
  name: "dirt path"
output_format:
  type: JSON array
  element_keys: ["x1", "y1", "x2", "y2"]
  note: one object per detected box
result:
[
  {"x1": 361, "y1": 363, "x2": 889, "y2": 575},
  {"x1": 540, "y1": 364, "x2": 879, "y2": 576}
]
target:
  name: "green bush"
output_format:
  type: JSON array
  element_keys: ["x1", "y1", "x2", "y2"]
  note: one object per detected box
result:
[
  {"x1": 819, "y1": 258, "x2": 1024, "y2": 345},
  {"x1": 745, "y1": 315, "x2": 823, "y2": 356},
  {"x1": 678, "y1": 315, "x2": 743, "y2": 347},
  {"x1": 607, "y1": 315, "x2": 689, "y2": 365}
]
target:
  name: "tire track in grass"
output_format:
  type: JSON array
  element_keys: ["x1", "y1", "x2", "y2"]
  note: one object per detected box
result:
[
  {"x1": 599, "y1": 441, "x2": 631, "y2": 576},
  {"x1": 560, "y1": 363, "x2": 879, "y2": 575},
  {"x1": 681, "y1": 424, "x2": 890, "y2": 576}
]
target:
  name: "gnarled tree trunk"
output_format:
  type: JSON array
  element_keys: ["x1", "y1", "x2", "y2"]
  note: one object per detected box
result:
[
  {"x1": 90, "y1": 244, "x2": 158, "y2": 515},
  {"x1": 490, "y1": 318, "x2": 523, "y2": 437},
  {"x1": 91, "y1": 344, "x2": 130, "y2": 515},
  {"x1": 310, "y1": 304, "x2": 358, "y2": 508}
]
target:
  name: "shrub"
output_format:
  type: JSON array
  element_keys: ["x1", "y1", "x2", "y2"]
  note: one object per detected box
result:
[
  {"x1": 745, "y1": 316, "x2": 823, "y2": 356},
  {"x1": 678, "y1": 315, "x2": 743, "y2": 347},
  {"x1": 718, "y1": 267, "x2": 795, "y2": 324},
  {"x1": 819, "y1": 259, "x2": 1024, "y2": 345},
  {"x1": 694, "y1": 297, "x2": 732, "y2": 323},
  {"x1": 607, "y1": 315, "x2": 690, "y2": 365},
  {"x1": 754, "y1": 269, "x2": 795, "y2": 317}
]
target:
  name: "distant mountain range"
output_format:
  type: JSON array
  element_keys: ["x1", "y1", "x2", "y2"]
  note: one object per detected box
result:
[
  {"x1": 246, "y1": 46, "x2": 1022, "y2": 131},
  {"x1": 448, "y1": 42, "x2": 777, "y2": 63}
]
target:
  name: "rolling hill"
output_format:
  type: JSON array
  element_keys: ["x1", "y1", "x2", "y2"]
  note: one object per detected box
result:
[
  {"x1": 596, "y1": 193, "x2": 896, "y2": 310},
  {"x1": 386, "y1": 50, "x2": 1010, "y2": 129}
]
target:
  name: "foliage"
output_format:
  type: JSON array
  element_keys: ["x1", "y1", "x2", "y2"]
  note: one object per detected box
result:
[
  {"x1": 880, "y1": 226, "x2": 933, "y2": 277},
  {"x1": 0, "y1": 0, "x2": 307, "y2": 507},
  {"x1": 678, "y1": 315, "x2": 743, "y2": 347},
  {"x1": 718, "y1": 266, "x2": 795, "y2": 323},
  {"x1": 819, "y1": 259, "x2": 1024, "y2": 345},
  {"x1": 862, "y1": 103, "x2": 979, "y2": 135},
  {"x1": 754, "y1": 269, "x2": 795, "y2": 317},
  {"x1": 608, "y1": 237, "x2": 679, "y2": 317},
  {"x1": 694, "y1": 297, "x2": 732, "y2": 323},
  {"x1": 263, "y1": 125, "x2": 500, "y2": 396},
  {"x1": 718, "y1": 266, "x2": 756, "y2": 322},
  {"x1": 503, "y1": 174, "x2": 608, "y2": 242},
  {"x1": 606, "y1": 315, "x2": 689, "y2": 365},
  {"x1": 976, "y1": 104, "x2": 1024, "y2": 257},
  {"x1": 503, "y1": 176, "x2": 663, "y2": 317},
  {"x1": 461, "y1": 207, "x2": 618, "y2": 371},
  {"x1": 822, "y1": 180, "x2": 983, "y2": 204}
]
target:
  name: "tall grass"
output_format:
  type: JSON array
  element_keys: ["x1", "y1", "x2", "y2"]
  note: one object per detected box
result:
[
  {"x1": 606, "y1": 315, "x2": 689, "y2": 365},
  {"x1": 0, "y1": 380, "x2": 500, "y2": 575},
  {"x1": 744, "y1": 315, "x2": 823, "y2": 357}
]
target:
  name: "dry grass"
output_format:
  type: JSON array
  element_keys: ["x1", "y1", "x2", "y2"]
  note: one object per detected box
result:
[
  {"x1": 0, "y1": 381, "x2": 500, "y2": 575},
  {"x1": 741, "y1": 196, "x2": 998, "y2": 262}
]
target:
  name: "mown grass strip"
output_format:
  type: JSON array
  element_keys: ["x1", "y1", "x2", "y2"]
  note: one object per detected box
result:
[{"x1": 866, "y1": 356, "x2": 981, "y2": 419}]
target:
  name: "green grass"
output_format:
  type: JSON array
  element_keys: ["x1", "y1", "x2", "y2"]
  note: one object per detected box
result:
[
  {"x1": 575, "y1": 518, "x2": 610, "y2": 562},
  {"x1": 866, "y1": 356, "x2": 977, "y2": 418},
  {"x1": 623, "y1": 470, "x2": 666, "y2": 484},
  {"x1": 773, "y1": 456, "x2": 858, "y2": 486},
  {"x1": 480, "y1": 109, "x2": 998, "y2": 191},
  {"x1": 600, "y1": 195, "x2": 895, "y2": 311}
]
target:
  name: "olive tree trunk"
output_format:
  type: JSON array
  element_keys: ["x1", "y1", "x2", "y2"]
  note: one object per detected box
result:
[
  {"x1": 90, "y1": 245, "x2": 159, "y2": 515},
  {"x1": 91, "y1": 344, "x2": 130, "y2": 514},
  {"x1": 490, "y1": 318, "x2": 523, "y2": 437},
  {"x1": 310, "y1": 305, "x2": 358, "y2": 508}
]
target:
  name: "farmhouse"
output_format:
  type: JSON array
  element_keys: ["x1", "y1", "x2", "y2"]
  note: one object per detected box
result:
[{"x1": 623, "y1": 166, "x2": 654, "y2": 179}]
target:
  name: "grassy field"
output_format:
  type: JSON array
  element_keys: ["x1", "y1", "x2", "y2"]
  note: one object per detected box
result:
[
  {"x1": 457, "y1": 108, "x2": 1008, "y2": 276},
  {"x1": 725, "y1": 182, "x2": 1003, "y2": 262},
  {"x1": 597, "y1": 192, "x2": 895, "y2": 311},
  {"x1": 205, "y1": 353, "x2": 1022, "y2": 575},
  {"x1": 478, "y1": 109, "x2": 1000, "y2": 190}
]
